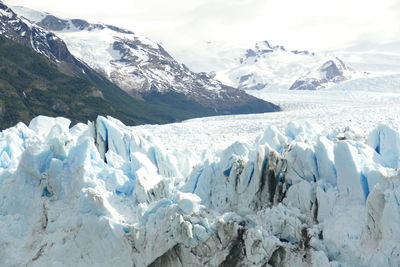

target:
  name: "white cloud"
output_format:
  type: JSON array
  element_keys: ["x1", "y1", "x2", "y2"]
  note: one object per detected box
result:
[{"x1": 4, "y1": 0, "x2": 400, "y2": 52}]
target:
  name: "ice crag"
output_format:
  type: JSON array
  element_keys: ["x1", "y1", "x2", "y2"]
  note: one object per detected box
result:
[{"x1": 0, "y1": 116, "x2": 400, "y2": 266}]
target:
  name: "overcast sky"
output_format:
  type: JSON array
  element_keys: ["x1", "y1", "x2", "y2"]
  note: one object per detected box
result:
[{"x1": 4, "y1": 0, "x2": 400, "y2": 52}]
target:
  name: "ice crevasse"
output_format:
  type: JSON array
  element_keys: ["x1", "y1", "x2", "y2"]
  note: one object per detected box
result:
[{"x1": 0, "y1": 115, "x2": 399, "y2": 266}]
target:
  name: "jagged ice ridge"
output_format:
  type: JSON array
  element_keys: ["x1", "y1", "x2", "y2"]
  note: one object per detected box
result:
[{"x1": 0, "y1": 116, "x2": 400, "y2": 266}]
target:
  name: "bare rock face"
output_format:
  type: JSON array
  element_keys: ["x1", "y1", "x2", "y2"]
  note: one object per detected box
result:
[
  {"x1": 321, "y1": 58, "x2": 349, "y2": 81},
  {"x1": 289, "y1": 78, "x2": 324, "y2": 91},
  {"x1": 37, "y1": 15, "x2": 105, "y2": 32},
  {"x1": 0, "y1": 4, "x2": 77, "y2": 72},
  {"x1": 0, "y1": 99, "x2": 5, "y2": 120}
]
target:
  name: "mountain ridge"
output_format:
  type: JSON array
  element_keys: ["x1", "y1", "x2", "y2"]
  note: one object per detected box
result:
[
  {"x1": 0, "y1": 3, "x2": 280, "y2": 128},
  {"x1": 11, "y1": 5, "x2": 280, "y2": 114},
  {"x1": 166, "y1": 40, "x2": 366, "y2": 91},
  {"x1": 219, "y1": 40, "x2": 364, "y2": 91}
]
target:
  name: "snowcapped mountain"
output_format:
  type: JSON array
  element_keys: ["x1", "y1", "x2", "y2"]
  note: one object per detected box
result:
[
  {"x1": 0, "y1": 2, "x2": 280, "y2": 129},
  {"x1": 1, "y1": 3, "x2": 204, "y2": 128},
  {"x1": 0, "y1": 3, "x2": 80, "y2": 75},
  {"x1": 3, "y1": 3, "x2": 266, "y2": 128},
  {"x1": 289, "y1": 57, "x2": 356, "y2": 90},
  {"x1": 178, "y1": 40, "x2": 364, "y2": 91},
  {"x1": 11, "y1": 6, "x2": 280, "y2": 114},
  {"x1": 221, "y1": 40, "x2": 364, "y2": 91}
]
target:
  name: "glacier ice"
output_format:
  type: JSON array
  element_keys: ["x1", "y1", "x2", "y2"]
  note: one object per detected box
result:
[
  {"x1": 0, "y1": 115, "x2": 400, "y2": 266},
  {"x1": 367, "y1": 124, "x2": 400, "y2": 168}
]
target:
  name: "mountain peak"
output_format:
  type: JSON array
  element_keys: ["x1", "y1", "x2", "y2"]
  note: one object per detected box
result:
[
  {"x1": 289, "y1": 56, "x2": 357, "y2": 90},
  {"x1": 216, "y1": 40, "x2": 361, "y2": 91},
  {"x1": 2, "y1": 4, "x2": 280, "y2": 123},
  {"x1": 0, "y1": 3, "x2": 83, "y2": 76},
  {"x1": 255, "y1": 40, "x2": 286, "y2": 53},
  {"x1": 291, "y1": 49, "x2": 315, "y2": 56},
  {"x1": 6, "y1": 5, "x2": 48, "y2": 23},
  {"x1": 240, "y1": 40, "x2": 288, "y2": 64},
  {"x1": 255, "y1": 40, "x2": 273, "y2": 50},
  {"x1": 36, "y1": 14, "x2": 106, "y2": 32}
]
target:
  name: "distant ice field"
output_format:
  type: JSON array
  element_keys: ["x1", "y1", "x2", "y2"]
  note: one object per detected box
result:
[{"x1": 135, "y1": 74, "x2": 400, "y2": 160}]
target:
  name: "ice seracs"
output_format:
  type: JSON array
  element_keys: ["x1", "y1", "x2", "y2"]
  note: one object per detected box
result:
[
  {"x1": 367, "y1": 124, "x2": 400, "y2": 168},
  {"x1": 1, "y1": 115, "x2": 400, "y2": 266}
]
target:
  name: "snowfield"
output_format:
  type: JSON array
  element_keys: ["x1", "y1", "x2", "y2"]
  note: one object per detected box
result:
[
  {"x1": 1, "y1": 73, "x2": 400, "y2": 266},
  {"x1": 136, "y1": 74, "x2": 400, "y2": 160}
]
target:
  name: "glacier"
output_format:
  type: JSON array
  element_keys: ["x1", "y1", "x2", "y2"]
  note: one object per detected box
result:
[{"x1": 1, "y1": 115, "x2": 400, "y2": 266}]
